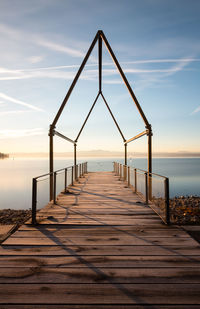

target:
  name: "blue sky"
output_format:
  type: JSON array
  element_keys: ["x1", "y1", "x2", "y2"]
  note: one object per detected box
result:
[{"x1": 0, "y1": 0, "x2": 200, "y2": 155}]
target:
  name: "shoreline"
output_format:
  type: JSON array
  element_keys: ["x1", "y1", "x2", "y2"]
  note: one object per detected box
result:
[
  {"x1": 0, "y1": 209, "x2": 31, "y2": 225},
  {"x1": 169, "y1": 196, "x2": 200, "y2": 225}
]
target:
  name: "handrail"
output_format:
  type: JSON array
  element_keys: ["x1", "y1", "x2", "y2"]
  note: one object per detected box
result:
[
  {"x1": 113, "y1": 162, "x2": 170, "y2": 224},
  {"x1": 121, "y1": 164, "x2": 168, "y2": 180},
  {"x1": 34, "y1": 165, "x2": 74, "y2": 180},
  {"x1": 32, "y1": 162, "x2": 88, "y2": 225}
]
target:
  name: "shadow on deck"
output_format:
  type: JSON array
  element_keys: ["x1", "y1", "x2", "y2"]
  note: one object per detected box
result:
[{"x1": 0, "y1": 171, "x2": 200, "y2": 307}]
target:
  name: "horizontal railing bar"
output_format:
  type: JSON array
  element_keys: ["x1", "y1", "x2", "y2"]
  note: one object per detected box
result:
[
  {"x1": 149, "y1": 172, "x2": 168, "y2": 179},
  {"x1": 114, "y1": 162, "x2": 168, "y2": 180},
  {"x1": 124, "y1": 130, "x2": 148, "y2": 144},
  {"x1": 34, "y1": 165, "x2": 74, "y2": 180},
  {"x1": 54, "y1": 130, "x2": 75, "y2": 144},
  {"x1": 129, "y1": 166, "x2": 168, "y2": 180}
]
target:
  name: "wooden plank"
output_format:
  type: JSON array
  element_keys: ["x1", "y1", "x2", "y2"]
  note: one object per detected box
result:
[
  {"x1": 3, "y1": 236, "x2": 197, "y2": 246},
  {"x1": 0, "y1": 283, "x2": 200, "y2": 304},
  {"x1": 18, "y1": 224, "x2": 185, "y2": 232},
  {"x1": 1, "y1": 245, "x2": 200, "y2": 255},
  {"x1": 13, "y1": 229, "x2": 190, "y2": 238},
  {"x1": 0, "y1": 255, "x2": 200, "y2": 268},
  {"x1": 1, "y1": 267, "x2": 200, "y2": 283},
  {"x1": 34, "y1": 218, "x2": 162, "y2": 225},
  {"x1": 35, "y1": 214, "x2": 159, "y2": 220},
  {"x1": 1, "y1": 305, "x2": 200, "y2": 309},
  {"x1": 38, "y1": 208, "x2": 156, "y2": 214}
]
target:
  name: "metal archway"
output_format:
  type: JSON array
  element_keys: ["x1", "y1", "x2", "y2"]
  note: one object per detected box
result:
[{"x1": 49, "y1": 30, "x2": 152, "y2": 200}]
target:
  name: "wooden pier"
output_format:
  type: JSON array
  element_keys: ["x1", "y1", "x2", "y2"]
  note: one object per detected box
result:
[{"x1": 0, "y1": 171, "x2": 200, "y2": 308}]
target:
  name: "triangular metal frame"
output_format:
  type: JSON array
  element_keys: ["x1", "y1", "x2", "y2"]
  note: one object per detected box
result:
[{"x1": 49, "y1": 30, "x2": 152, "y2": 200}]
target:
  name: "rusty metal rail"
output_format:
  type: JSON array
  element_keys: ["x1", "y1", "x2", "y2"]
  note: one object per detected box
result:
[
  {"x1": 32, "y1": 162, "x2": 87, "y2": 225},
  {"x1": 113, "y1": 162, "x2": 170, "y2": 225}
]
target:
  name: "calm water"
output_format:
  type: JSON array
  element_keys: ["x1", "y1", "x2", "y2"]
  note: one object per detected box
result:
[{"x1": 0, "y1": 157, "x2": 200, "y2": 210}]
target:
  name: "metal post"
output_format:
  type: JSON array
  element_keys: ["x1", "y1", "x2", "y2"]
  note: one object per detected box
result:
[
  {"x1": 165, "y1": 178, "x2": 170, "y2": 225},
  {"x1": 71, "y1": 166, "x2": 74, "y2": 185},
  {"x1": 74, "y1": 143, "x2": 77, "y2": 180},
  {"x1": 128, "y1": 166, "x2": 130, "y2": 186},
  {"x1": 49, "y1": 125, "x2": 54, "y2": 201},
  {"x1": 134, "y1": 168, "x2": 137, "y2": 193},
  {"x1": 124, "y1": 143, "x2": 127, "y2": 166},
  {"x1": 76, "y1": 165, "x2": 78, "y2": 180},
  {"x1": 120, "y1": 164, "x2": 122, "y2": 179},
  {"x1": 80, "y1": 163, "x2": 82, "y2": 177},
  {"x1": 64, "y1": 168, "x2": 68, "y2": 193},
  {"x1": 148, "y1": 128, "x2": 152, "y2": 200},
  {"x1": 32, "y1": 178, "x2": 37, "y2": 225},
  {"x1": 145, "y1": 172, "x2": 148, "y2": 205},
  {"x1": 98, "y1": 35, "x2": 102, "y2": 92},
  {"x1": 124, "y1": 165, "x2": 126, "y2": 181},
  {"x1": 53, "y1": 172, "x2": 57, "y2": 204}
]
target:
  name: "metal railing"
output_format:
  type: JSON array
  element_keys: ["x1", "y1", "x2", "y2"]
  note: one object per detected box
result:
[
  {"x1": 113, "y1": 162, "x2": 170, "y2": 224},
  {"x1": 32, "y1": 162, "x2": 87, "y2": 225}
]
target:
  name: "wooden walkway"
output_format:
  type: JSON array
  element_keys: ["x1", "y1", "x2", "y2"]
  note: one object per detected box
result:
[{"x1": 0, "y1": 171, "x2": 200, "y2": 308}]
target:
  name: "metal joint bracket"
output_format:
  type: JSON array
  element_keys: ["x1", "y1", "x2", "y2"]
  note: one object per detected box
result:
[
  {"x1": 146, "y1": 125, "x2": 153, "y2": 136},
  {"x1": 49, "y1": 125, "x2": 55, "y2": 136}
]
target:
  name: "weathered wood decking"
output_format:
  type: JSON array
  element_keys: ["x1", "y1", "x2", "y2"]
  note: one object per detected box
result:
[{"x1": 0, "y1": 171, "x2": 200, "y2": 308}]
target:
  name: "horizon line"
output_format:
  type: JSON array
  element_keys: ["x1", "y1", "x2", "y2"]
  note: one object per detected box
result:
[{"x1": 8, "y1": 150, "x2": 200, "y2": 158}]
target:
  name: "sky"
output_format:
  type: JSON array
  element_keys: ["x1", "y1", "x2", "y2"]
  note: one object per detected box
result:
[{"x1": 0, "y1": 0, "x2": 200, "y2": 156}]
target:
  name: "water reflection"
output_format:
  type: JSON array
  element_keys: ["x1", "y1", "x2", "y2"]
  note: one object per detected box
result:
[{"x1": 0, "y1": 157, "x2": 199, "y2": 210}]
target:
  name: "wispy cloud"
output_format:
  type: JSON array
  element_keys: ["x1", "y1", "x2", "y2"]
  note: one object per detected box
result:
[
  {"x1": 162, "y1": 58, "x2": 192, "y2": 77},
  {"x1": 104, "y1": 79, "x2": 122, "y2": 84},
  {"x1": 0, "y1": 110, "x2": 29, "y2": 116},
  {"x1": 28, "y1": 56, "x2": 44, "y2": 64},
  {"x1": 0, "y1": 128, "x2": 45, "y2": 139},
  {"x1": 191, "y1": 106, "x2": 200, "y2": 115},
  {"x1": 0, "y1": 23, "x2": 87, "y2": 59},
  {"x1": 120, "y1": 58, "x2": 200, "y2": 65},
  {"x1": 0, "y1": 66, "x2": 98, "y2": 81},
  {"x1": 35, "y1": 38, "x2": 85, "y2": 58},
  {"x1": 0, "y1": 92, "x2": 43, "y2": 111},
  {"x1": 0, "y1": 57, "x2": 197, "y2": 82}
]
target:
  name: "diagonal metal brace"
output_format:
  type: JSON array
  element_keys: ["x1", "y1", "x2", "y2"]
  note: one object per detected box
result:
[
  {"x1": 101, "y1": 92, "x2": 126, "y2": 142},
  {"x1": 75, "y1": 92, "x2": 100, "y2": 142}
]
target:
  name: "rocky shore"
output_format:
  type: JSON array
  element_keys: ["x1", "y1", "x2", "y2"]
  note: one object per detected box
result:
[
  {"x1": 0, "y1": 209, "x2": 31, "y2": 226},
  {"x1": 170, "y1": 196, "x2": 200, "y2": 225}
]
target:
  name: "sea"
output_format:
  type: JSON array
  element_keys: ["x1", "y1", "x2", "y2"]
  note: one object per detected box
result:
[{"x1": 0, "y1": 157, "x2": 200, "y2": 210}]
